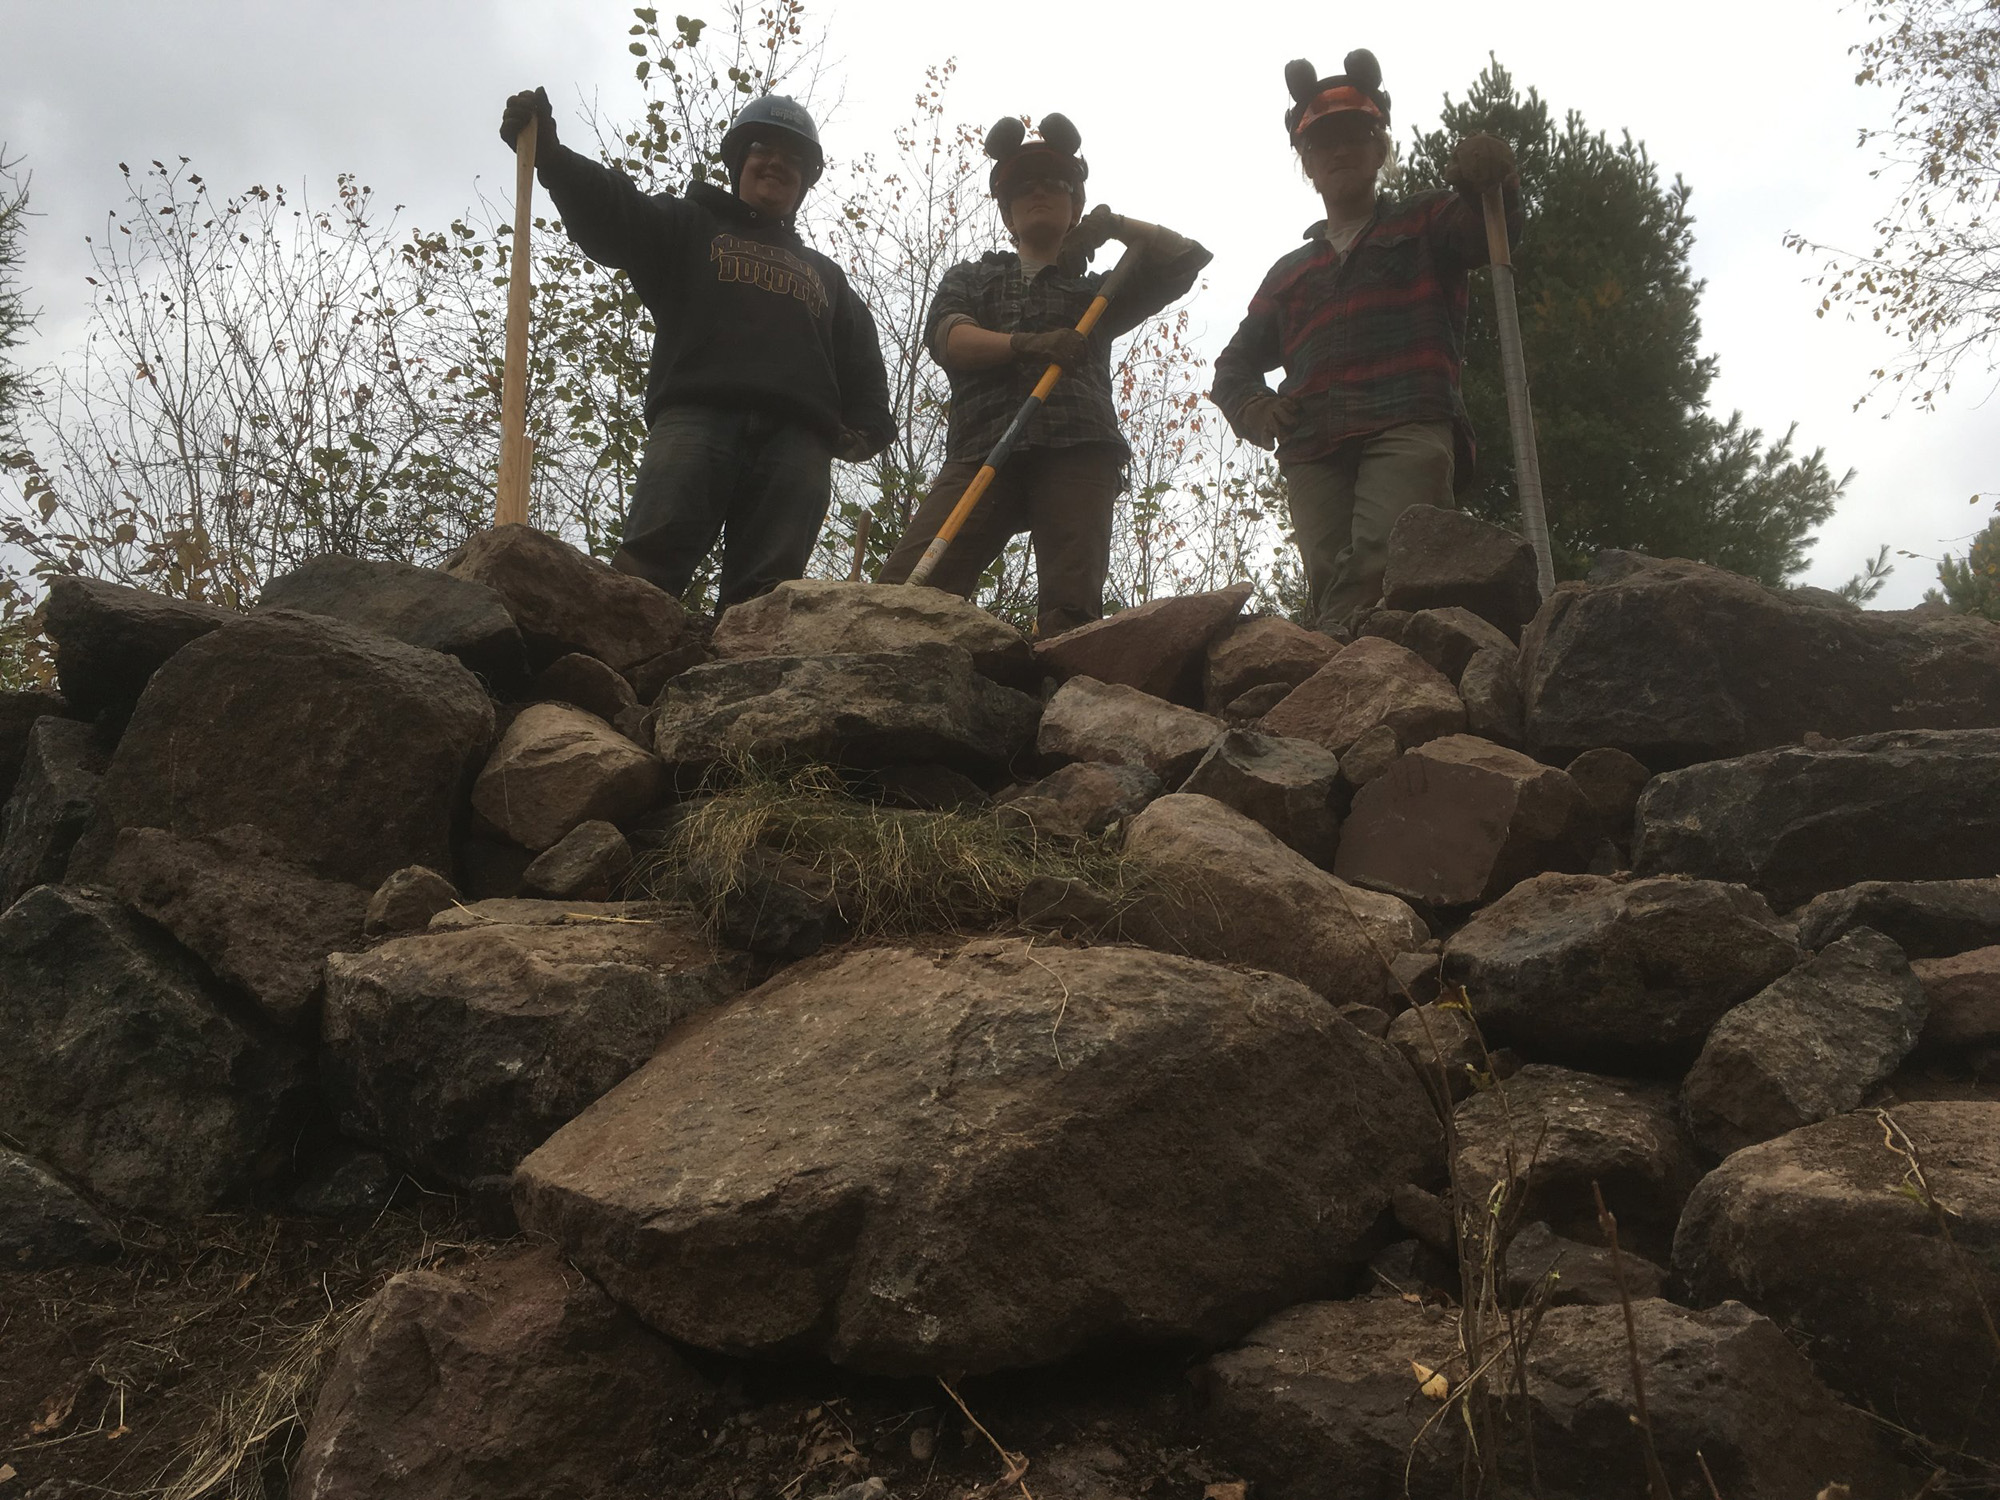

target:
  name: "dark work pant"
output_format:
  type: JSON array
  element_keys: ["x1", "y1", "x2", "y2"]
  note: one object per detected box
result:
[
  {"x1": 878, "y1": 442, "x2": 1123, "y2": 638},
  {"x1": 613, "y1": 404, "x2": 833, "y2": 611}
]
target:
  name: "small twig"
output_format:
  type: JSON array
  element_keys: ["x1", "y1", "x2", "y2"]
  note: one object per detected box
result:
[
  {"x1": 938, "y1": 1377, "x2": 1034, "y2": 1500},
  {"x1": 1594, "y1": 1181, "x2": 1673, "y2": 1500},
  {"x1": 1696, "y1": 1449, "x2": 1724, "y2": 1500}
]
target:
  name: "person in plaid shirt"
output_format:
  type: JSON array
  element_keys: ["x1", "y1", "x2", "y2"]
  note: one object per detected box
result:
[
  {"x1": 1210, "y1": 50, "x2": 1521, "y2": 636},
  {"x1": 878, "y1": 114, "x2": 1210, "y2": 637}
]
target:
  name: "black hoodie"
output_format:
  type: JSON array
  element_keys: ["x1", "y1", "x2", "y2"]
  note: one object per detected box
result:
[{"x1": 537, "y1": 144, "x2": 894, "y2": 455}]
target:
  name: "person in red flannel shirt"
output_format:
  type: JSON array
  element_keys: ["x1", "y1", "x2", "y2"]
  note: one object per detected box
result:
[{"x1": 1210, "y1": 50, "x2": 1520, "y2": 637}]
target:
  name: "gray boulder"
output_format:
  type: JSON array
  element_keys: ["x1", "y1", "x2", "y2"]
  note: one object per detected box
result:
[
  {"x1": 520, "y1": 819, "x2": 633, "y2": 901},
  {"x1": 365, "y1": 865, "x2": 462, "y2": 938},
  {"x1": 1633, "y1": 728, "x2": 2000, "y2": 909},
  {"x1": 258, "y1": 553, "x2": 526, "y2": 686},
  {"x1": 443, "y1": 523, "x2": 688, "y2": 672},
  {"x1": 0, "y1": 1146, "x2": 121, "y2": 1269},
  {"x1": 1440, "y1": 873, "x2": 1800, "y2": 1071},
  {"x1": 1037, "y1": 675, "x2": 1223, "y2": 783},
  {"x1": 1379, "y1": 506, "x2": 1542, "y2": 637},
  {"x1": 0, "y1": 885, "x2": 310, "y2": 1216},
  {"x1": 1459, "y1": 645, "x2": 1525, "y2": 745},
  {"x1": 322, "y1": 917, "x2": 747, "y2": 1186},
  {"x1": 0, "y1": 716, "x2": 109, "y2": 906},
  {"x1": 516, "y1": 939, "x2": 1441, "y2": 1375},
  {"x1": 710, "y1": 579, "x2": 1033, "y2": 686},
  {"x1": 42, "y1": 574, "x2": 234, "y2": 721},
  {"x1": 473, "y1": 702, "x2": 664, "y2": 852},
  {"x1": 1179, "y1": 729, "x2": 1340, "y2": 865},
  {"x1": 1260, "y1": 636, "x2": 1466, "y2": 756},
  {"x1": 1682, "y1": 928, "x2": 1928, "y2": 1155},
  {"x1": 1794, "y1": 876, "x2": 2000, "y2": 957}
]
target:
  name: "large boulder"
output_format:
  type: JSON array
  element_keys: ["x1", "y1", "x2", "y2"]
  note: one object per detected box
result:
[
  {"x1": 0, "y1": 1146, "x2": 121, "y2": 1269},
  {"x1": 1379, "y1": 506, "x2": 1542, "y2": 637},
  {"x1": 1794, "y1": 876, "x2": 2000, "y2": 958},
  {"x1": 1401, "y1": 606, "x2": 1515, "y2": 683},
  {"x1": 1034, "y1": 582, "x2": 1253, "y2": 702},
  {"x1": 1259, "y1": 636, "x2": 1466, "y2": 756},
  {"x1": 0, "y1": 716, "x2": 109, "y2": 907},
  {"x1": 654, "y1": 643, "x2": 1039, "y2": 777},
  {"x1": 515, "y1": 939, "x2": 1441, "y2": 1375},
  {"x1": 1001, "y1": 761, "x2": 1161, "y2": 839},
  {"x1": 321, "y1": 918, "x2": 746, "y2": 1187},
  {"x1": 1674, "y1": 1101, "x2": 2000, "y2": 1454},
  {"x1": 0, "y1": 885, "x2": 310, "y2": 1217},
  {"x1": 88, "y1": 611, "x2": 495, "y2": 888},
  {"x1": 1123, "y1": 793, "x2": 1427, "y2": 1007},
  {"x1": 42, "y1": 574, "x2": 234, "y2": 721},
  {"x1": 1521, "y1": 553, "x2": 2000, "y2": 765},
  {"x1": 1682, "y1": 928, "x2": 1928, "y2": 1155},
  {"x1": 107, "y1": 825, "x2": 371, "y2": 1030},
  {"x1": 0, "y1": 688, "x2": 73, "y2": 797},
  {"x1": 1202, "y1": 615, "x2": 1338, "y2": 714},
  {"x1": 1178, "y1": 729, "x2": 1341, "y2": 865},
  {"x1": 1333, "y1": 735, "x2": 1589, "y2": 908},
  {"x1": 443, "y1": 524, "x2": 687, "y2": 672},
  {"x1": 1632, "y1": 728, "x2": 2000, "y2": 909},
  {"x1": 1036, "y1": 676, "x2": 1223, "y2": 783},
  {"x1": 1453, "y1": 1065, "x2": 1701, "y2": 1260},
  {"x1": 472, "y1": 702, "x2": 664, "y2": 852},
  {"x1": 710, "y1": 579, "x2": 1033, "y2": 686},
  {"x1": 1201, "y1": 1295, "x2": 1899, "y2": 1500},
  {"x1": 258, "y1": 554, "x2": 527, "y2": 686},
  {"x1": 1440, "y1": 873, "x2": 1799, "y2": 1072},
  {"x1": 293, "y1": 1244, "x2": 707, "y2": 1500},
  {"x1": 1459, "y1": 644, "x2": 1526, "y2": 745},
  {"x1": 1914, "y1": 946, "x2": 2000, "y2": 1051}
]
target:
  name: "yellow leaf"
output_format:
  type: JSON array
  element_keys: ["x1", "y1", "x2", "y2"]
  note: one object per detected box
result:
[{"x1": 1410, "y1": 1360, "x2": 1451, "y2": 1400}]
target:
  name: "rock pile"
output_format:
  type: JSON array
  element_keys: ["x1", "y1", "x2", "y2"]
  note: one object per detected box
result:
[{"x1": 4, "y1": 507, "x2": 1998, "y2": 1498}]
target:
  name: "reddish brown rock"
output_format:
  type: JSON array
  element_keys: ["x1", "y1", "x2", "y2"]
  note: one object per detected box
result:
[
  {"x1": 473, "y1": 702, "x2": 664, "y2": 852},
  {"x1": 710, "y1": 579, "x2": 1032, "y2": 686},
  {"x1": 1035, "y1": 582, "x2": 1254, "y2": 703},
  {"x1": 1380, "y1": 506, "x2": 1542, "y2": 637},
  {"x1": 1260, "y1": 636, "x2": 1466, "y2": 756},
  {"x1": 1565, "y1": 745, "x2": 1651, "y2": 839},
  {"x1": 444, "y1": 524, "x2": 687, "y2": 672},
  {"x1": 1914, "y1": 945, "x2": 2000, "y2": 1050},
  {"x1": 1037, "y1": 676, "x2": 1224, "y2": 783},
  {"x1": 1402, "y1": 606, "x2": 1515, "y2": 683},
  {"x1": 1203, "y1": 615, "x2": 1338, "y2": 714},
  {"x1": 1179, "y1": 729, "x2": 1341, "y2": 865},
  {"x1": 1334, "y1": 735, "x2": 1589, "y2": 908}
]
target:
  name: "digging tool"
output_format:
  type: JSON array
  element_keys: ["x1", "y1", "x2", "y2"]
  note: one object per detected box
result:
[
  {"x1": 903, "y1": 217, "x2": 1154, "y2": 589},
  {"x1": 496, "y1": 116, "x2": 537, "y2": 527},
  {"x1": 1480, "y1": 184, "x2": 1555, "y2": 600}
]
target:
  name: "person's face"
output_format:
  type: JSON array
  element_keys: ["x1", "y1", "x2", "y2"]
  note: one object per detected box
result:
[
  {"x1": 1004, "y1": 174, "x2": 1081, "y2": 242},
  {"x1": 1298, "y1": 114, "x2": 1387, "y2": 201},
  {"x1": 738, "y1": 136, "x2": 809, "y2": 217}
]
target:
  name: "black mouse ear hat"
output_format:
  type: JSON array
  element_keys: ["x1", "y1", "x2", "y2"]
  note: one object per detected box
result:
[
  {"x1": 1283, "y1": 49, "x2": 1391, "y2": 141},
  {"x1": 985, "y1": 112, "x2": 1088, "y2": 202}
]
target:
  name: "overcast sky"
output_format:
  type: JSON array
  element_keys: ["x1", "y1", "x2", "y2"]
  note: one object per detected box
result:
[{"x1": 5, "y1": 0, "x2": 1993, "y2": 605}]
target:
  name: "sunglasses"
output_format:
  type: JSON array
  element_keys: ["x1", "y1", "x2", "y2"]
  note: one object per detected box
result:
[
  {"x1": 1009, "y1": 176, "x2": 1076, "y2": 200},
  {"x1": 745, "y1": 139, "x2": 810, "y2": 172}
]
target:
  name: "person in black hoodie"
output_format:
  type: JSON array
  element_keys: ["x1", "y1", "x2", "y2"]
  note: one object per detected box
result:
[{"x1": 499, "y1": 88, "x2": 895, "y2": 610}]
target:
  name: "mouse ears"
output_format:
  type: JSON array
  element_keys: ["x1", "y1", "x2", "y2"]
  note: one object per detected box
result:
[{"x1": 985, "y1": 113, "x2": 1089, "y2": 199}]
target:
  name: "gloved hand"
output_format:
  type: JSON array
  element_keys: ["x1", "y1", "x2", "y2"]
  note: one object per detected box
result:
[
  {"x1": 1446, "y1": 133, "x2": 1516, "y2": 195},
  {"x1": 1011, "y1": 328, "x2": 1090, "y2": 369},
  {"x1": 832, "y1": 427, "x2": 875, "y2": 463},
  {"x1": 1233, "y1": 393, "x2": 1301, "y2": 451},
  {"x1": 1057, "y1": 203, "x2": 1119, "y2": 275},
  {"x1": 500, "y1": 87, "x2": 558, "y2": 160}
]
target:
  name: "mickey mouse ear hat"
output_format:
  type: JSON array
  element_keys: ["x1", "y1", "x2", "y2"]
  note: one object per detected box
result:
[
  {"x1": 1283, "y1": 50, "x2": 1391, "y2": 140},
  {"x1": 984, "y1": 113, "x2": 1088, "y2": 202}
]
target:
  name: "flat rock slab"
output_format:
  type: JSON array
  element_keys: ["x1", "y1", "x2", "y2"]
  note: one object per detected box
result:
[
  {"x1": 89, "y1": 610, "x2": 495, "y2": 888},
  {"x1": 322, "y1": 918, "x2": 747, "y2": 1186},
  {"x1": 1522, "y1": 553, "x2": 2000, "y2": 765},
  {"x1": 42, "y1": 575, "x2": 235, "y2": 721},
  {"x1": 473, "y1": 702, "x2": 664, "y2": 851},
  {"x1": 1203, "y1": 615, "x2": 1338, "y2": 713},
  {"x1": 515, "y1": 939, "x2": 1441, "y2": 1376},
  {"x1": 108, "y1": 824, "x2": 370, "y2": 1030},
  {"x1": 1674, "y1": 1100, "x2": 2000, "y2": 1455},
  {"x1": 1915, "y1": 945, "x2": 2000, "y2": 1050},
  {"x1": 1633, "y1": 728, "x2": 2000, "y2": 909},
  {"x1": 1123, "y1": 793, "x2": 1426, "y2": 1008},
  {"x1": 294, "y1": 1244, "x2": 707, "y2": 1500},
  {"x1": 656, "y1": 643, "x2": 1039, "y2": 776},
  {"x1": 1682, "y1": 928, "x2": 1927, "y2": 1155},
  {"x1": 1794, "y1": 876, "x2": 2000, "y2": 958},
  {"x1": 1503, "y1": 1219, "x2": 1666, "y2": 1307},
  {"x1": 444, "y1": 523, "x2": 687, "y2": 672},
  {"x1": 1441, "y1": 873, "x2": 1799, "y2": 1072},
  {"x1": 1260, "y1": 636, "x2": 1465, "y2": 756},
  {"x1": 712, "y1": 579, "x2": 1033, "y2": 686},
  {"x1": 0, "y1": 885, "x2": 309, "y2": 1217},
  {"x1": 0, "y1": 1146, "x2": 120, "y2": 1269},
  {"x1": 1334, "y1": 734, "x2": 1587, "y2": 907},
  {"x1": 1453, "y1": 1064, "x2": 1701, "y2": 1261},
  {"x1": 1034, "y1": 583, "x2": 1253, "y2": 702},
  {"x1": 1381, "y1": 506, "x2": 1541, "y2": 637},
  {"x1": 1201, "y1": 1294, "x2": 1898, "y2": 1500},
  {"x1": 258, "y1": 554, "x2": 527, "y2": 686},
  {"x1": 1037, "y1": 676, "x2": 1222, "y2": 784}
]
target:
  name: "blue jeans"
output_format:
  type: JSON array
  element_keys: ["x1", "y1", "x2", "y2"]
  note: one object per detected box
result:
[{"x1": 614, "y1": 405, "x2": 832, "y2": 610}]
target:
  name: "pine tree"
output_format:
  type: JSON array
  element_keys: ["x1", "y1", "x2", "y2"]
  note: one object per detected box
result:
[
  {"x1": 0, "y1": 150, "x2": 33, "y2": 444},
  {"x1": 1931, "y1": 510, "x2": 2000, "y2": 621},
  {"x1": 1404, "y1": 62, "x2": 1851, "y2": 584}
]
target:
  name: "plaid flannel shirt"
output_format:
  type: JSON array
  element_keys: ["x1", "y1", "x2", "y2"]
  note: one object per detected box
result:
[
  {"x1": 926, "y1": 238, "x2": 1209, "y2": 464},
  {"x1": 1211, "y1": 187, "x2": 1519, "y2": 472}
]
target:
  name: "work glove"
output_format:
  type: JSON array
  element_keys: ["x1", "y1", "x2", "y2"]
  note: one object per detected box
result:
[
  {"x1": 832, "y1": 427, "x2": 875, "y2": 464},
  {"x1": 1057, "y1": 204, "x2": 1119, "y2": 275},
  {"x1": 1445, "y1": 133, "x2": 1516, "y2": 195},
  {"x1": 1011, "y1": 328, "x2": 1090, "y2": 370},
  {"x1": 1232, "y1": 393, "x2": 1301, "y2": 451},
  {"x1": 500, "y1": 87, "x2": 558, "y2": 161}
]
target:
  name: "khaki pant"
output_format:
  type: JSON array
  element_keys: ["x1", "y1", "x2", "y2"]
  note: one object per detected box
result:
[
  {"x1": 879, "y1": 442, "x2": 1123, "y2": 637},
  {"x1": 1282, "y1": 421, "x2": 1455, "y2": 634}
]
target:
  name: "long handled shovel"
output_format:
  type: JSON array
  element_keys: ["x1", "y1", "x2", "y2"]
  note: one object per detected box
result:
[
  {"x1": 1480, "y1": 184, "x2": 1555, "y2": 600},
  {"x1": 903, "y1": 220, "x2": 1152, "y2": 588},
  {"x1": 495, "y1": 116, "x2": 537, "y2": 528}
]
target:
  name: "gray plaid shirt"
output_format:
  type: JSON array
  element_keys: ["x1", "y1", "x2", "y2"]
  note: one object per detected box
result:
[{"x1": 925, "y1": 236, "x2": 1210, "y2": 464}]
